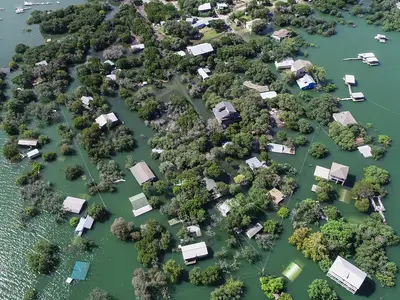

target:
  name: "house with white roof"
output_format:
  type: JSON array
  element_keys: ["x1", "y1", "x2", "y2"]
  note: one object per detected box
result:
[
  {"x1": 80, "y1": 96, "x2": 93, "y2": 109},
  {"x1": 268, "y1": 143, "x2": 295, "y2": 155},
  {"x1": 198, "y1": 3, "x2": 211, "y2": 12},
  {"x1": 27, "y1": 149, "x2": 41, "y2": 159},
  {"x1": 344, "y1": 75, "x2": 355, "y2": 85},
  {"x1": 129, "y1": 161, "x2": 156, "y2": 186},
  {"x1": 197, "y1": 67, "x2": 211, "y2": 80},
  {"x1": 245, "y1": 157, "x2": 267, "y2": 170},
  {"x1": 63, "y1": 196, "x2": 86, "y2": 214},
  {"x1": 95, "y1": 112, "x2": 119, "y2": 128},
  {"x1": 216, "y1": 2, "x2": 228, "y2": 10},
  {"x1": 357, "y1": 145, "x2": 372, "y2": 158},
  {"x1": 314, "y1": 162, "x2": 349, "y2": 185},
  {"x1": 217, "y1": 199, "x2": 233, "y2": 217},
  {"x1": 271, "y1": 29, "x2": 290, "y2": 41},
  {"x1": 187, "y1": 43, "x2": 214, "y2": 56},
  {"x1": 106, "y1": 74, "x2": 117, "y2": 81},
  {"x1": 275, "y1": 58, "x2": 294, "y2": 70},
  {"x1": 332, "y1": 111, "x2": 357, "y2": 126},
  {"x1": 104, "y1": 60, "x2": 115, "y2": 66},
  {"x1": 175, "y1": 50, "x2": 186, "y2": 57},
  {"x1": 75, "y1": 216, "x2": 94, "y2": 236},
  {"x1": 180, "y1": 241, "x2": 208, "y2": 264},
  {"x1": 351, "y1": 92, "x2": 365, "y2": 102},
  {"x1": 296, "y1": 74, "x2": 316, "y2": 90},
  {"x1": 327, "y1": 256, "x2": 367, "y2": 294},
  {"x1": 18, "y1": 139, "x2": 38, "y2": 147},
  {"x1": 260, "y1": 91, "x2": 277, "y2": 99},
  {"x1": 129, "y1": 192, "x2": 153, "y2": 217},
  {"x1": 131, "y1": 44, "x2": 145, "y2": 52},
  {"x1": 291, "y1": 59, "x2": 312, "y2": 78},
  {"x1": 246, "y1": 223, "x2": 263, "y2": 239}
]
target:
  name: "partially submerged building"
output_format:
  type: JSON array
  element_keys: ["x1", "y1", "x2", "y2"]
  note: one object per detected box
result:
[
  {"x1": 217, "y1": 198, "x2": 233, "y2": 217},
  {"x1": 358, "y1": 53, "x2": 379, "y2": 66},
  {"x1": 130, "y1": 161, "x2": 156, "y2": 185},
  {"x1": 314, "y1": 162, "x2": 349, "y2": 185},
  {"x1": 75, "y1": 216, "x2": 94, "y2": 236},
  {"x1": 327, "y1": 256, "x2": 367, "y2": 294},
  {"x1": 260, "y1": 91, "x2": 277, "y2": 99},
  {"x1": 246, "y1": 157, "x2": 267, "y2": 170},
  {"x1": 268, "y1": 143, "x2": 295, "y2": 155},
  {"x1": 269, "y1": 188, "x2": 284, "y2": 204},
  {"x1": 271, "y1": 29, "x2": 290, "y2": 41},
  {"x1": 180, "y1": 241, "x2": 208, "y2": 265},
  {"x1": 357, "y1": 145, "x2": 372, "y2": 158},
  {"x1": 296, "y1": 74, "x2": 316, "y2": 90},
  {"x1": 246, "y1": 223, "x2": 263, "y2": 239},
  {"x1": 198, "y1": 2, "x2": 211, "y2": 12},
  {"x1": 197, "y1": 67, "x2": 211, "y2": 80},
  {"x1": 187, "y1": 43, "x2": 214, "y2": 56},
  {"x1": 275, "y1": 58, "x2": 294, "y2": 70},
  {"x1": 18, "y1": 139, "x2": 38, "y2": 147},
  {"x1": 95, "y1": 112, "x2": 119, "y2": 128},
  {"x1": 80, "y1": 96, "x2": 93, "y2": 109},
  {"x1": 351, "y1": 92, "x2": 365, "y2": 102},
  {"x1": 204, "y1": 177, "x2": 222, "y2": 199},
  {"x1": 344, "y1": 75, "x2": 355, "y2": 85},
  {"x1": 212, "y1": 101, "x2": 240, "y2": 127},
  {"x1": 332, "y1": 111, "x2": 357, "y2": 126},
  {"x1": 129, "y1": 192, "x2": 153, "y2": 217},
  {"x1": 63, "y1": 196, "x2": 86, "y2": 214},
  {"x1": 187, "y1": 225, "x2": 202, "y2": 237},
  {"x1": 67, "y1": 261, "x2": 90, "y2": 283},
  {"x1": 27, "y1": 149, "x2": 41, "y2": 159},
  {"x1": 291, "y1": 59, "x2": 312, "y2": 78}
]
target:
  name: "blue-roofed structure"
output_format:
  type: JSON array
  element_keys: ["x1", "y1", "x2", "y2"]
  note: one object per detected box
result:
[{"x1": 71, "y1": 261, "x2": 90, "y2": 280}]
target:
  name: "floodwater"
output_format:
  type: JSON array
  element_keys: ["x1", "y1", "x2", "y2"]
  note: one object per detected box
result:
[{"x1": 1, "y1": 2, "x2": 400, "y2": 299}]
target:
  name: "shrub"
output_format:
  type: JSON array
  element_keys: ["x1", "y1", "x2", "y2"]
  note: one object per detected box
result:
[
  {"x1": 43, "y1": 152, "x2": 57, "y2": 162},
  {"x1": 70, "y1": 217, "x2": 80, "y2": 227},
  {"x1": 65, "y1": 165, "x2": 84, "y2": 180},
  {"x1": 309, "y1": 142, "x2": 329, "y2": 159}
]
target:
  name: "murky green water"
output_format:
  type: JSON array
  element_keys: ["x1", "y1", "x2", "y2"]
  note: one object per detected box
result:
[{"x1": 1, "y1": 2, "x2": 400, "y2": 299}]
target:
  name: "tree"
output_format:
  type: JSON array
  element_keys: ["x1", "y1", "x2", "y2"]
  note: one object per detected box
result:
[
  {"x1": 65, "y1": 165, "x2": 84, "y2": 180},
  {"x1": 163, "y1": 259, "x2": 184, "y2": 283},
  {"x1": 355, "y1": 198, "x2": 370, "y2": 213},
  {"x1": 43, "y1": 152, "x2": 57, "y2": 162},
  {"x1": 132, "y1": 268, "x2": 169, "y2": 300},
  {"x1": 279, "y1": 293, "x2": 293, "y2": 300},
  {"x1": 252, "y1": 19, "x2": 268, "y2": 34},
  {"x1": 24, "y1": 288, "x2": 38, "y2": 300},
  {"x1": 302, "y1": 232, "x2": 328, "y2": 261},
  {"x1": 259, "y1": 276, "x2": 284, "y2": 298},
  {"x1": 363, "y1": 165, "x2": 390, "y2": 185},
  {"x1": 289, "y1": 227, "x2": 312, "y2": 250},
  {"x1": 110, "y1": 217, "x2": 134, "y2": 241},
  {"x1": 87, "y1": 203, "x2": 109, "y2": 222},
  {"x1": 205, "y1": 163, "x2": 222, "y2": 179},
  {"x1": 315, "y1": 180, "x2": 336, "y2": 202},
  {"x1": 264, "y1": 219, "x2": 279, "y2": 234},
  {"x1": 87, "y1": 288, "x2": 112, "y2": 300},
  {"x1": 351, "y1": 180, "x2": 379, "y2": 199},
  {"x1": 189, "y1": 267, "x2": 202, "y2": 285},
  {"x1": 201, "y1": 265, "x2": 221, "y2": 285},
  {"x1": 307, "y1": 279, "x2": 338, "y2": 300},
  {"x1": 320, "y1": 219, "x2": 354, "y2": 256},
  {"x1": 70, "y1": 217, "x2": 79, "y2": 227},
  {"x1": 277, "y1": 206, "x2": 289, "y2": 218},
  {"x1": 60, "y1": 144, "x2": 74, "y2": 155},
  {"x1": 210, "y1": 278, "x2": 244, "y2": 300},
  {"x1": 26, "y1": 240, "x2": 60, "y2": 274},
  {"x1": 306, "y1": 65, "x2": 326, "y2": 85},
  {"x1": 309, "y1": 142, "x2": 329, "y2": 159},
  {"x1": 378, "y1": 135, "x2": 391, "y2": 147},
  {"x1": 298, "y1": 118, "x2": 313, "y2": 134},
  {"x1": 3, "y1": 139, "x2": 21, "y2": 162}
]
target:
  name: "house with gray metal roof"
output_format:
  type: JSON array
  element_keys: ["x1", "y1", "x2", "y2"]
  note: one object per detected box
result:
[
  {"x1": 130, "y1": 162, "x2": 156, "y2": 186},
  {"x1": 129, "y1": 192, "x2": 153, "y2": 216},
  {"x1": 187, "y1": 43, "x2": 214, "y2": 56},
  {"x1": 212, "y1": 101, "x2": 240, "y2": 127},
  {"x1": 327, "y1": 256, "x2": 367, "y2": 294},
  {"x1": 333, "y1": 111, "x2": 357, "y2": 126},
  {"x1": 180, "y1": 241, "x2": 208, "y2": 264}
]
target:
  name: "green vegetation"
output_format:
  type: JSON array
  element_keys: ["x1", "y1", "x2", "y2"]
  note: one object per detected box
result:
[
  {"x1": 277, "y1": 206, "x2": 289, "y2": 218},
  {"x1": 87, "y1": 203, "x2": 109, "y2": 222},
  {"x1": 26, "y1": 240, "x2": 60, "y2": 274},
  {"x1": 307, "y1": 279, "x2": 338, "y2": 300},
  {"x1": 210, "y1": 278, "x2": 244, "y2": 300},
  {"x1": 87, "y1": 288, "x2": 112, "y2": 300},
  {"x1": 65, "y1": 164, "x2": 84, "y2": 180},
  {"x1": 42, "y1": 152, "x2": 57, "y2": 162},
  {"x1": 132, "y1": 268, "x2": 169, "y2": 300},
  {"x1": 23, "y1": 288, "x2": 38, "y2": 300},
  {"x1": 309, "y1": 142, "x2": 329, "y2": 159},
  {"x1": 110, "y1": 217, "x2": 134, "y2": 241},
  {"x1": 260, "y1": 276, "x2": 284, "y2": 298},
  {"x1": 70, "y1": 217, "x2": 80, "y2": 227},
  {"x1": 163, "y1": 259, "x2": 184, "y2": 283}
]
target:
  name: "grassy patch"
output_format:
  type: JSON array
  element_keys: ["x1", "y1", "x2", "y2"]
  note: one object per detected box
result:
[{"x1": 200, "y1": 28, "x2": 225, "y2": 41}]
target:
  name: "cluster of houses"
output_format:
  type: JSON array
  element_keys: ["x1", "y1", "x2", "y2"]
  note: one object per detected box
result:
[
  {"x1": 18, "y1": 139, "x2": 41, "y2": 159},
  {"x1": 275, "y1": 57, "x2": 316, "y2": 90}
]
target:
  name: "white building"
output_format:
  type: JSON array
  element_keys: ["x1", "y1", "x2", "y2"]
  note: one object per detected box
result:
[
  {"x1": 357, "y1": 145, "x2": 372, "y2": 158},
  {"x1": 106, "y1": 74, "x2": 117, "y2": 81},
  {"x1": 332, "y1": 111, "x2": 357, "y2": 126},
  {"x1": 344, "y1": 75, "x2": 355, "y2": 85},
  {"x1": 351, "y1": 92, "x2": 365, "y2": 101},
  {"x1": 95, "y1": 112, "x2": 119, "y2": 128},
  {"x1": 187, "y1": 225, "x2": 202, "y2": 237},
  {"x1": 327, "y1": 256, "x2": 367, "y2": 294},
  {"x1": 75, "y1": 216, "x2": 94, "y2": 236},
  {"x1": 245, "y1": 18, "x2": 262, "y2": 31},
  {"x1": 246, "y1": 223, "x2": 263, "y2": 239},
  {"x1": 187, "y1": 43, "x2": 214, "y2": 56},
  {"x1": 216, "y1": 2, "x2": 228, "y2": 10},
  {"x1": 181, "y1": 241, "x2": 208, "y2": 264},
  {"x1": 296, "y1": 74, "x2": 316, "y2": 90},
  {"x1": 314, "y1": 162, "x2": 349, "y2": 185},
  {"x1": 175, "y1": 50, "x2": 186, "y2": 57},
  {"x1": 198, "y1": 2, "x2": 211, "y2": 12},
  {"x1": 217, "y1": 199, "x2": 234, "y2": 217},
  {"x1": 260, "y1": 91, "x2": 277, "y2": 99},
  {"x1": 27, "y1": 149, "x2": 40, "y2": 159},
  {"x1": 197, "y1": 67, "x2": 211, "y2": 80},
  {"x1": 18, "y1": 139, "x2": 38, "y2": 147},
  {"x1": 35, "y1": 60, "x2": 48, "y2": 67},
  {"x1": 245, "y1": 157, "x2": 267, "y2": 170},
  {"x1": 129, "y1": 192, "x2": 153, "y2": 217},
  {"x1": 131, "y1": 44, "x2": 145, "y2": 52},
  {"x1": 275, "y1": 58, "x2": 294, "y2": 70},
  {"x1": 268, "y1": 143, "x2": 295, "y2": 155},
  {"x1": 80, "y1": 96, "x2": 93, "y2": 109},
  {"x1": 63, "y1": 196, "x2": 86, "y2": 214}
]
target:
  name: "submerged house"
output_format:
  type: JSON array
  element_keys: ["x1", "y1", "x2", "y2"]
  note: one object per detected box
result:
[
  {"x1": 268, "y1": 143, "x2": 295, "y2": 155},
  {"x1": 291, "y1": 59, "x2": 312, "y2": 78},
  {"x1": 187, "y1": 43, "x2": 214, "y2": 56},
  {"x1": 296, "y1": 74, "x2": 316, "y2": 90},
  {"x1": 217, "y1": 198, "x2": 234, "y2": 217},
  {"x1": 269, "y1": 188, "x2": 284, "y2": 204},
  {"x1": 314, "y1": 162, "x2": 349, "y2": 185},
  {"x1": 271, "y1": 29, "x2": 290, "y2": 42},
  {"x1": 129, "y1": 192, "x2": 153, "y2": 216},
  {"x1": 197, "y1": 67, "x2": 211, "y2": 80},
  {"x1": 95, "y1": 112, "x2": 119, "y2": 128},
  {"x1": 204, "y1": 177, "x2": 222, "y2": 199},
  {"x1": 275, "y1": 57, "x2": 294, "y2": 70},
  {"x1": 63, "y1": 196, "x2": 86, "y2": 214},
  {"x1": 212, "y1": 101, "x2": 240, "y2": 127},
  {"x1": 18, "y1": 139, "x2": 38, "y2": 147},
  {"x1": 75, "y1": 216, "x2": 94, "y2": 236},
  {"x1": 130, "y1": 162, "x2": 156, "y2": 185},
  {"x1": 246, "y1": 223, "x2": 263, "y2": 239},
  {"x1": 245, "y1": 157, "x2": 267, "y2": 171},
  {"x1": 332, "y1": 111, "x2": 357, "y2": 126},
  {"x1": 80, "y1": 96, "x2": 93, "y2": 109},
  {"x1": 27, "y1": 149, "x2": 41, "y2": 159},
  {"x1": 180, "y1": 241, "x2": 208, "y2": 265},
  {"x1": 327, "y1": 256, "x2": 367, "y2": 294}
]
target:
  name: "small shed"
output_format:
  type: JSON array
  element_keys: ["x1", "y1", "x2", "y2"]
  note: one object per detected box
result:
[
  {"x1": 275, "y1": 58, "x2": 294, "y2": 70},
  {"x1": 18, "y1": 139, "x2": 38, "y2": 147},
  {"x1": 246, "y1": 223, "x2": 263, "y2": 239},
  {"x1": 131, "y1": 44, "x2": 145, "y2": 52},
  {"x1": 181, "y1": 241, "x2": 208, "y2": 264},
  {"x1": 344, "y1": 75, "x2": 355, "y2": 85},
  {"x1": 27, "y1": 149, "x2": 41, "y2": 159},
  {"x1": 269, "y1": 188, "x2": 284, "y2": 204},
  {"x1": 260, "y1": 91, "x2": 277, "y2": 99},
  {"x1": 75, "y1": 216, "x2": 94, "y2": 236},
  {"x1": 216, "y1": 2, "x2": 228, "y2": 10},
  {"x1": 129, "y1": 192, "x2": 153, "y2": 217},
  {"x1": 130, "y1": 162, "x2": 156, "y2": 185},
  {"x1": 357, "y1": 145, "x2": 372, "y2": 158},
  {"x1": 63, "y1": 196, "x2": 86, "y2": 214},
  {"x1": 70, "y1": 261, "x2": 90, "y2": 281},
  {"x1": 187, "y1": 225, "x2": 202, "y2": 237},
  {"x1": 175, "y1": 50, "x2": 186, "y2": 56},
  {"x1": 268, "y1": 143, "x2": 295, "y2": 155},
  {"x1": 197, "y1": 67, "x2": 211, "y2": 80}
]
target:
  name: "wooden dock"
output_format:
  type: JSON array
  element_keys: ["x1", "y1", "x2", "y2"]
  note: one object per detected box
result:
[{"x1": 343, "y1": 57, "x2": 362, "y2": 61}]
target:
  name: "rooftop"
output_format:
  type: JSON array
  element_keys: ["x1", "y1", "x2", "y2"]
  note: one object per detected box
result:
[
  {"x1": 351, "y1": 92, "x2": 364, "y2": 99},
  {"x1": 130, "y1": 162, "x2": 156, "y2": 185},
  {"x1": 80, "y1": 96, "x2": 93, "y2": 107},
  {"x1": 260, "y1": 91, "x2": 278, "y2": 99},
  {"x1": 332, "y1": 111, "x2": 357, "y2": 126},
  {"x1": 27, "y1": 149, "x2": 40, "y2": 159},
  {"x1": 104, "y1": 60, "x2": 115, "y2": 66},
  {"x1": 181, "y1": 241, "x2": 208, "y2": 261},
  {"x1": 187, "y1": 43, "x2": 214, "y2": 56},
  {"x1": 18, "y1": 139, "x2": 38, "y2": 147},
  {"x1": 217, "y1": 199, "x2": 233, "y2": 217},
  {"x1": 131, "y1": 44, "x2": 145, "y2": 51},
  {"x1": 275, "y1": 58, "x2": 294, "y2": 69},
  {"x1": 272, "y1": 28, "x2": 290, "y2": 39},
  {"x1": 269, "y1": 188, "x2": 284, "y2": 204},
  {"x1": 314, "y1": 166, "x2": 330, "y2": 180},
  {"x1": 204, "y1": 177, "x2": 217, "y2": 191},
  {"x1": 198, "y1": 2, "x2": 211, "y2": 11},
  {"x1": 187, "y1": 225, "x2": 202, "y2": 237},
  {"x1": 35, "y1": 60, "x2": 48, "y2": 67},
  {"x1": 129, "y1": 192, "x2": 153, "y2": 217},
  {"x1": 245, "y1": 157, "x2": 266, "y2": 170},
  {"x1": 268, "y1": 143, "x2": 295, "y2": 155},
  {"x1": 291, "y1": 59, "x2": 312, "y2": 71},
  {"x1": 63, "y1": 196, "x2": 86, "y2": 214},
  {"x1": 95, "y1": 112, "x2": 118, "y2": 128},
  {"x1": 344, "y1": 75, "x2": 355, "y2": 85},
  {"x1": 246, "y1": 223, "x2": 263, "y2": 239},
  {"x1": 71, "y1": 261, "x2": 90, "y2": 281},
  {"x1": 330, "y1": 162, "x2": 349, "y2": 180},
  {"x1": 296, "y1": 74, "x2": 315, "y2": 89},
  {"x1": 75, "y1": 216, "x2": 94, "y2": 234},
  {"x1": 106, "y1": 74, "x2": 116, "y2": 81},
  {"x1": 212, "y1": 101, "x2": 237, "y2": 122},
  {"x1": 198, "y1": 67, "x2": 210, "y2": 80},
  {"x1": 327, "y1": 256, "x2": 367, "y2": 293},
  {"x1": 243, "y1": 81, "x2": 269, "y2": 93},
  {"x1": 357, "y1": 145, "x2": 372, "y2": 158}
]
